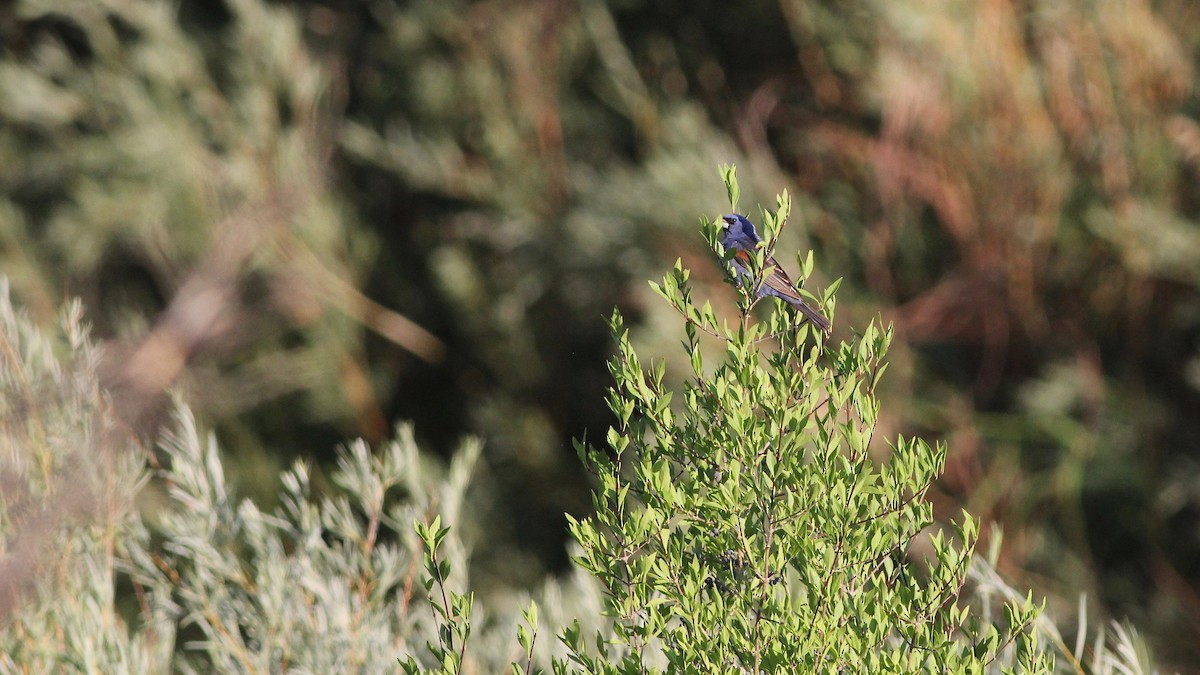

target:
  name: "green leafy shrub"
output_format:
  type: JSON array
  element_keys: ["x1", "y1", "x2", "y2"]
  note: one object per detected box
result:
[{"x1": 558, "y1": 170, "x2": 1050, "y2": 672}]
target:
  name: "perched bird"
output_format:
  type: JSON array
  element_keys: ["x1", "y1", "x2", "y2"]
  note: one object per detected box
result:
[{"x1": 719, "y1": 213, "x2": 831, "y2": 334}]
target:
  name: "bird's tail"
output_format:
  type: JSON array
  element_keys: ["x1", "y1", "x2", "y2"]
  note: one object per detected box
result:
[{"x1": 790, "y1": 297, "x2": 832, "y2": 335}]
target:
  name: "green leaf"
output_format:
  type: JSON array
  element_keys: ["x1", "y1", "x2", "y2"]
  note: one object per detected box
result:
[{"x1": 721, "y1": 164, "x2": 740, "y2": 211}]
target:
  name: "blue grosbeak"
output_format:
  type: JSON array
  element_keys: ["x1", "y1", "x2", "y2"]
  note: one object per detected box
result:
[{"x1": 720, "y1": 213, "x2": 831, "y2": 334}]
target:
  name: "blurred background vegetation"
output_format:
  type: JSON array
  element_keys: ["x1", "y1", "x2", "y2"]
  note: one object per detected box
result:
[{"x1": 2, "y1": 0, "x2": 1199, "y2": 667}]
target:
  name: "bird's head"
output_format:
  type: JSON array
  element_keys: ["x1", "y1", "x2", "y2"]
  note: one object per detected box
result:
[{"x1": 720, "y1": 213, "x2": 761, "y2": 248}]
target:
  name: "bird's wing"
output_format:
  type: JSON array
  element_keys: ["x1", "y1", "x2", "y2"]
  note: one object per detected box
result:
[
  {"x1": 734, "y1": 251, "x2": 831, "y2": 332},
  {"x1": 759, "y1": 256, "x2": 804, "y2": 302},
  {"x1": 734, "y1": 250, "x2": 803, "y2": 299}
]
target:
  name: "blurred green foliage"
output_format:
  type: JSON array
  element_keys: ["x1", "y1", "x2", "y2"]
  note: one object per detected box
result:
[{"x1": 3, "y1": 0, "x2": 1200, "y2": 667}]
